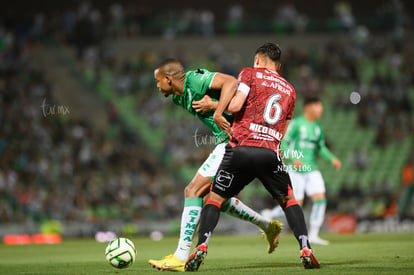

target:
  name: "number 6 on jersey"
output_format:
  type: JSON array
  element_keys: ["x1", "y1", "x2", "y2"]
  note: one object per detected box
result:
[{"x1": 263, "y1": 94, "x2": 282, "y2": 125}]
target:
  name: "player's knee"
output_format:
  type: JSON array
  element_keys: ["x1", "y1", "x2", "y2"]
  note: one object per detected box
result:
[
  {"x1": 279, "y1": 195, "x2": 299, "y2": 210},
  {"x1": 184, "y1": 183, "x2": 197, "y2": 197},
  {"x1": 185, "y1": 180, "x2": 210, "y2": 198}
]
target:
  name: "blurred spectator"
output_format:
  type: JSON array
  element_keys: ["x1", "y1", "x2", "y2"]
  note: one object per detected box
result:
[
  {"x1": 226, "y1": 3, "x2": 243, "y2": 35},
  {"x1": 108, "y1": 3, "x2": 125, "y2": 38},
  {"x1": 334, "y1": 1, "x2": 355, "y2": 31},
  {"x1": 113, "y1": 61, "x2": 133, "y2": 95},
  {"x1": 199, "y1": 10, "x2": 215, "y2": 37},
  {"x1": 350, "y1": 147, "x2": 370, "y2": 170},
  {"x1": 274, "y1": 1, "x2": 308, "y2": 33},
  {"x1": 398, "y1": 156, "x2": 414, "y2": 220}
]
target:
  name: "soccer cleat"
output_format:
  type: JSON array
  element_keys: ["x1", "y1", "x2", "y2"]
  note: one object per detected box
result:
[
  {"x1": 148, "y1": 254, "x2": 185, "y2": 271},
  {"x1": 300, "y1": 247, "x2": 320, "y2": 269},
  {"x1": 309, "y1": 236, "x2": 330, "y2": 245},
  {"x1": 185, "y1": 243, "x2": 208, "y2": 272},
  {"x1": 263, "y1": 220, "x2": 283, "y2": 253}
]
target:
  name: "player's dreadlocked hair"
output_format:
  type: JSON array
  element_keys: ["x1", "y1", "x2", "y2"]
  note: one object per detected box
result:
[
  {"x1": 255, "y1": 43, "x2": 282, "y2": 62},
  {"x1": 157, "y1": 58, "x2": 185, "y2": 79}
]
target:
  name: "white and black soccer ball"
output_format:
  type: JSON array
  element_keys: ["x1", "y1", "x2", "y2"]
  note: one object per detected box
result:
[{"x1": 105, "y1": 237, "x2": 136, "y2": 269}]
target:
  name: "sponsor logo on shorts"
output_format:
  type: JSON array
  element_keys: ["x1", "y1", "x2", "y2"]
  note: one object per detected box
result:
[{"x1": 215, "y1": 170, "x2": 234, "y2": 190}]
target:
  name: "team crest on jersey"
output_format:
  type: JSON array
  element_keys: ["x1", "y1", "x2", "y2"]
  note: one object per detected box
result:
[{"x1": 256, "y1": 72, "x2": 263, "y2": 79}]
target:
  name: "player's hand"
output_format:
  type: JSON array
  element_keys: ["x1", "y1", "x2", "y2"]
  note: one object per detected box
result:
[
  {"x1": 292, "y1": 159, "x2": 303, "y2": 169},
  {"x1": 332, "y1": 158, "x2": 341, "y2": 171},
  {"x1": 213, "y1": 113, "x2": 233, "y2": 138},
  {"x1": 192, "y1": 95, "x2": 215, "y2": 114}
]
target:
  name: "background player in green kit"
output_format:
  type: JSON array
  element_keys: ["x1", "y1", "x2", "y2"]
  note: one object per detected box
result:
[
  {"x1": 149, "y1": 58, "x2": 281, "y2": 271},
  {"x1": 262, "y1": 96, "x2": 341, "y2": 245}
]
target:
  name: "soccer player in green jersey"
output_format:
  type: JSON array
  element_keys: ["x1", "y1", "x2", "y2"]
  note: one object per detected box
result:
[
  {"x1": 148, "y1": 59, "x2": 281, "y2": 271},
  {"x1": 262, "y1": 96, "x2": 341, "y2": 245}
]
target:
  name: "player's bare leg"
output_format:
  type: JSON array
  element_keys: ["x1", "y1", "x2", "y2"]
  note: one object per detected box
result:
[{"x1": 149, "y1": 173, "x2": 209, "y2": 271}]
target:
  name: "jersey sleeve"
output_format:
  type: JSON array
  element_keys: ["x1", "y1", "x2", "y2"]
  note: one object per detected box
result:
[
  {"x1": 195, "y1": 69, "x2": 216, "y2": 95},
  {"x1": 317, "y1": 125, "x2": 336, "y2": 162},
  {"x1": 237, "y1": 68, "x2": 253, "y2": 97},
  {"x1": 186, "y1": 69, "x2": 217, "y2": 99}
]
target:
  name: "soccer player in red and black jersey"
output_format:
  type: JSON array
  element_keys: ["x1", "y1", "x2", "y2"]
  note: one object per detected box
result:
[{"x1": 185, "y1": 43, "x2": 320, "y2": 271}]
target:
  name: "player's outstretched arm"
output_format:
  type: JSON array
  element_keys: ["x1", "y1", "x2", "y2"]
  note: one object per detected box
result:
[
  {"x1": 192, "y1": 91, "x2": 246, "y2": 114},
  {"x1": 192, "y1": 71, "x2": 246, "y2": 114},
  {"x1": 319, "y1": 145, "x2": 341, "y2": 171},
  {"x1": 209, "y1": 72, "x2": 238, "y2": 96},
  {"x1": 227, "y1": 91, "x2": 247, "y2": 113},
  {"x1": 211, "y1": 73, "x2": 238, "y2": 137}
]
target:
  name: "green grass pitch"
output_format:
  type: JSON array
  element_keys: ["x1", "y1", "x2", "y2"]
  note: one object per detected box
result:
[{"x1": 0, "y1": 233, "x2": 413, "y2": 274}]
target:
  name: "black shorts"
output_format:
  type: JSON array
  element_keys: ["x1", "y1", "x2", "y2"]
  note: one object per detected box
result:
[{"x1": 211, "y1": 145, "x2": 292, "y2": 201}]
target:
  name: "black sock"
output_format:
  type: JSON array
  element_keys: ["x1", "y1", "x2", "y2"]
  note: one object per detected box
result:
[
  {"x1": 284, "y1": 204, "x2": 311, "y2": 250},
  {"x1": 197, "y1": 203, "x2": 221, "y2": 246}
]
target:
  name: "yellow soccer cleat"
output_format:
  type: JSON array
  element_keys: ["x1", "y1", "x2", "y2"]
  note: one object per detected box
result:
[
  {"x1": 264, "y1": 220, "x2": 283, "y2": 254},
  {"x1": 148, "y1": 254, "x2": 185, "y2": 272}
]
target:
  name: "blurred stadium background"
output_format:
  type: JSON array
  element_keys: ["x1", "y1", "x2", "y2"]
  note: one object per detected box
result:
[{"x1": 0, "y1": 0, "x2": 413, "y2": 239}]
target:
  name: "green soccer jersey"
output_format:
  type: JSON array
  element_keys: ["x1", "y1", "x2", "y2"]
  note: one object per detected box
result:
[
  {"x1": 171, "y1": 69, "x2": 232, "y2": 144},
  {"x1": 281, "y1": 115, "x2": 335, "y2": 173}
]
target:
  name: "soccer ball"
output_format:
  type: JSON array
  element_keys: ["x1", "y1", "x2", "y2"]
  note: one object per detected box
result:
[{"x1": 105, "y1": 237, "x2": 136, "y2": 269}]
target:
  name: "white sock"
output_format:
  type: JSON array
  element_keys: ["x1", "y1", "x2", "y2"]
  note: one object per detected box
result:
[
  {"x1": 174, "y1": 197, "x2": 203, "y2": 262},
  {"x1": 222, "y1": 197, "x2": 270, "y2": 231},
  {"x1": 309, "y1": 198, "x2": 327, "y2": 238}
]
